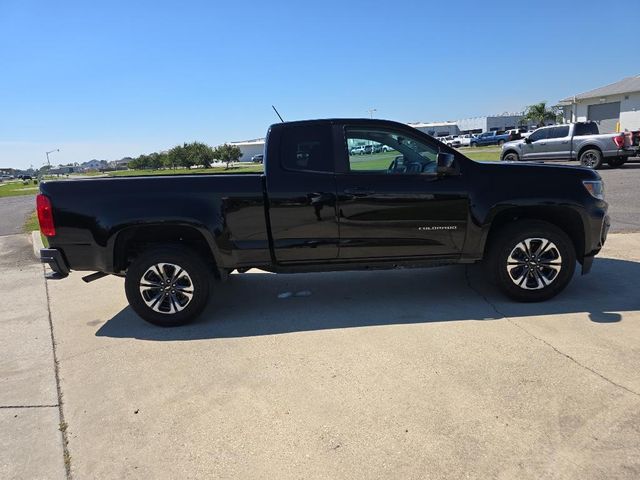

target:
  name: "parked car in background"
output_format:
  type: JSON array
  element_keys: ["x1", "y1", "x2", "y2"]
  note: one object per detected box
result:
[
  {"x1": 501, "y1": 122, "x2": 640, "y2": 169},
  {"x1": 363, "y1": 145, "x2": 373, "y2": 154},
  {"x1": 351, "y1": 146, "x2": 365, "y2": 155},
  {"x1": 470, "y1": 131, "x2": 512, "y2": 147},
  {"x1": 442, "y1": 136, "x2": 461, "y2": 148},
  {"x1": 251, "y1": 154, "x2": 264, "y2": 164},
  {"x1": 458, "y1": 134, "x2": 475, "y2": 147},
  {"x1": 39, "y1": 118, "x2": 609, "y2": 326}
]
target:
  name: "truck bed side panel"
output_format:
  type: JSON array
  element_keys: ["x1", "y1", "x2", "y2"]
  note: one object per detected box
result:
[{"x1": 40, "y1": 174, "x2": 270, "y2": 273}]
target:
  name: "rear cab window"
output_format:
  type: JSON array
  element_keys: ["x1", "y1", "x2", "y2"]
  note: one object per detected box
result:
[{"x1": 280, "y1": 124, "x2": 333, "y2": 173}]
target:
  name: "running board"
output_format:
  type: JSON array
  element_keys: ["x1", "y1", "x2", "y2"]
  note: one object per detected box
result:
[{"x1": 82, "y1": 272, "x2": 109, "y2": 283}]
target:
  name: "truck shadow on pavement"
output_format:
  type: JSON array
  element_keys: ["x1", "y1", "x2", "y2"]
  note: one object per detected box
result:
[{"x1": 96, "y1": 257, "x2": 640, "y2": 341}]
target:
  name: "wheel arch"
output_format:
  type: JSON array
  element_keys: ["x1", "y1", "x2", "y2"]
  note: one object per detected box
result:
[
  {"x1": 577, "y1": 144, "x2": 602, "y2": 159},
  {"x1": 483, "y1": 206, "x2": 586, "y2": 263},
  {"x1": 111, "y1": 223, "x2": 223, "y2": 277}
]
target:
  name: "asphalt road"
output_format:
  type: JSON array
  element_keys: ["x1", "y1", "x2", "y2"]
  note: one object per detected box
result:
[
  {"x1": 0, "y1": 195, "x2": 35, "y2": 236},
  {"x1": 596, "y1": 161, "x2": 640, "y2": 232}
]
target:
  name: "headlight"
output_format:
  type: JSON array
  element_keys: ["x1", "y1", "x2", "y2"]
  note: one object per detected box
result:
[{"x1": 583, "y1": 180, "x2": 604, "y2": 200}]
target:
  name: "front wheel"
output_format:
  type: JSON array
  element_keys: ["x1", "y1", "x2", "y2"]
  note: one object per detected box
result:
[
  {"x1": 485, "y1": 220, "x2": 576, "y2": 302},
  {"x1": 579, "y1": 148, "x2": 603, "y2": 169},
  {"x1": 502, "y1": 151, "x2": 519, "y2": 162},
  {"x1": 125, "y1": 245, "x2": 211, "y2": 326},
  {"x1": 470, "y1": 142, "x2": 477, "y2": 148}
]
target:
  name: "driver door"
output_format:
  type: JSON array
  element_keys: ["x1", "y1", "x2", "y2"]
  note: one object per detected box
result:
[
  {"x1": 521, "y1": 127, "x2": 549, "y2": 160},
  {"x1": 334, "y1": 123, "x2": 468, "y2": 260}
]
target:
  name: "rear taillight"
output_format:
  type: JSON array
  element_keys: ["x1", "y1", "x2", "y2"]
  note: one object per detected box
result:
[
  {"x1": 612, "y1": 134, "x2": 625, "y2": 149},
  {"x1": 36, "y1": 194, "x2": 56, "y2": 237}
]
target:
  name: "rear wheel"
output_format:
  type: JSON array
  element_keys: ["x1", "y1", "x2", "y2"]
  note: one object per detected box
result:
[
  {"x1": 498, "y1": 139, "x2": 505, "y2": 146},
  {"x1": 607, "y1": 157, "x2": 626, "y2": 168},
  {"x1": 125, "y1": 245, "x2": 211, "y2": 326},
  {"x1": 485, "y1": 220, "x2": 576, "y2": 302},
  {"x1": 470, "y1": 142, "x2": 477, "y2": 148},
  {"x1": 579, "y1": 148, "x2": 603, "y2": 169}
]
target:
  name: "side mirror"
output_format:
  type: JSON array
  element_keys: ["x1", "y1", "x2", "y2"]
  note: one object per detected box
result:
[
  {"x1": 436, "y1": 152, "x2": 457, "y2": 175},
  {"x1": 524, "y1": 137, "x2": 532, "y2": 144}
]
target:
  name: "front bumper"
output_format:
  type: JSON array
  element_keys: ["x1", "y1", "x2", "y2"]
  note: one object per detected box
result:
[
  {"x1": 40, "y1": 248, "x2": 70, "y2": 278},
  {"x1": 582, "y1": 214, "x2": 610, "y2": 275}
]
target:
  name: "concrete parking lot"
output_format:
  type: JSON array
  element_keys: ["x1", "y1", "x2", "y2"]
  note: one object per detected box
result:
[
  {"x1": 2, "y1": 164, "x2": 640, "y2": 479},
  {"x1": 19, "y1": 232, "x2": 634, "y2": 479}
]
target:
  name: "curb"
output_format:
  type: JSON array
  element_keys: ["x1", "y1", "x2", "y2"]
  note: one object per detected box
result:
[{"x1": 31, "y1": 230, "x2": 44, "y2": 259}]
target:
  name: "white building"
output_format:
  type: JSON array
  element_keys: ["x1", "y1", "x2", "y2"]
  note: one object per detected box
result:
[
  {"x1": 229, "y1": 138, "x2": 265, "y2": 162},
  {"x1": 408, "y1": 121, "x2": 459, "y2": 137},
  {"x1": 408, "y1": 114, "x2": 534, "y2": 137},
  {"x1": 559, "y1": 74, "x2": 640, "y2": 133}
]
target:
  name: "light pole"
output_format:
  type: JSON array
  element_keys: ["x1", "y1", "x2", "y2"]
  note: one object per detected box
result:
[
  {"x1": 367, "y1": 108, "x2": 377, "y2": 119},
  {"x1": 45, "y1": 149, "x2": 59, "y2": 167}
]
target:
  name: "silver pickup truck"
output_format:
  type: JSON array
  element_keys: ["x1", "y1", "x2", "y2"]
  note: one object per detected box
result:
[{"x1": 501, "y1": 122, "x2": 639, "y2": 169}]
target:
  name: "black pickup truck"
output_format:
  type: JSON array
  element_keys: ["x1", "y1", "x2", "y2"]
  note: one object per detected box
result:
[{"x1": 38, "y1": 119, "x2": 610, "y2": 326}]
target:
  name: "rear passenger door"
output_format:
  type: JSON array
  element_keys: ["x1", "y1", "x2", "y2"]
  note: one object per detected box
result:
[{"x1": 265, "y1": 123, "x2": 339, "y2": 263}]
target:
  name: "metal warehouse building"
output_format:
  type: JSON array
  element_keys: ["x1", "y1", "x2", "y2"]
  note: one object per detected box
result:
[
  {"x1": 229, "y1": 138, "x2": 265, "y2": 162},
  {"x1": 410, "y1": 114, "x2": 536, "y2": 137},
  {"x1": 559, "y1": 74, "x2": 640, "y2": 133}
]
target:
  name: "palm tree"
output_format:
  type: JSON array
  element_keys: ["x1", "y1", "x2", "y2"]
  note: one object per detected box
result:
[{"x1": 524, "y1": 102, "x2": 559, "y2": 127}]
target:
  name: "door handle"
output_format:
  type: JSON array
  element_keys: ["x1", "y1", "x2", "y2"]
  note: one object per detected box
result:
[
  {"x1": 344, "y1": 188, "x2": 374, "y2": 196},
  {"x1": 561, "y1": 141, "x2": 569, "y2": 144}
]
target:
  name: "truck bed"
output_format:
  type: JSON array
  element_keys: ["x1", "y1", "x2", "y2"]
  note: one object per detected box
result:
[{"x1": 40, "y1": 174, "x2": 271, "y2": 272}]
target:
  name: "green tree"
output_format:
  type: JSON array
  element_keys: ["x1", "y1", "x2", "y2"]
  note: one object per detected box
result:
[
  {"x1": 524, "y1": 101, "x2": 561, "y2": 127},
  {"x1": 148, "y1": 152, "x2": 164, "y2": 170},
  {"x1": 168, "y1": 144, "x2": 192, "y2": 169},
  {"x1": 214, "y1": 143, "x2": 242, "y2": 169},
  {"x1": 129, "y1": 154, "x2": 150, "y2": 170},
  {"x1": 184, "y1": 141, "x2": 215, "y2": 168}
]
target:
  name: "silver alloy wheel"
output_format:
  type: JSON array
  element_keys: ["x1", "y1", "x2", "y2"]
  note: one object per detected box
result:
[
  {"x1": 139, "y1": 263, "x2": 194, "y2": 314},
  {"x1": 503, "y1": 152, "x2": 518, "y2": 161},
  {"x1": 506, "y1": 238, "x2": 562, "y2": 290},
  {"x1": 581, "y1": 151, "x2": 599, "y2": 168}
]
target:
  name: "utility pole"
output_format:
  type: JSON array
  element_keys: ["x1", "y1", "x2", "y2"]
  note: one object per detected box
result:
[{"x1": 45, "y1": 149, "x2": 60, "y2": 167}]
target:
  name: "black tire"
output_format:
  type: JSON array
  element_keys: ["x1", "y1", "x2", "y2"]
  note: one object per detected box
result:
[
  {"x1": 502, "y1": 151, "x2": 519, "y2": 162},
  {"x1": 485, "y1": 220, "x2": 576, "y2": 302},
  {"x1": 124, "y1": 245, "x2": 211, "y2": 327},
  {"x1": 579, "y1": 148, "x2": 603, "y2": 169},
  {"x1": 498, "y1": 139, "x2": 505, "y2": 146},
  {"x1": 470, "y1": 142, "x2": 477, "y2": 148},
  {"x1": 607, "y1": 157, "x2": 626, "y2": 168}
]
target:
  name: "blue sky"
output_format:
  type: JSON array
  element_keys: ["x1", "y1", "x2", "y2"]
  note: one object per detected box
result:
[{"x1": 1, "y1": 0, "x2": 637, "y2": 169}]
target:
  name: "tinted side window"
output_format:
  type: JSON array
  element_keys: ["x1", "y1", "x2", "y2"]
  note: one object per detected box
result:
[
  {"x1": 280, "y1": 125, "x2": 333, "y2": 173},
  {"x1": 528, "y1": 128, "x2": 549, "y2": 142},
  {"x1": 550, "y1": 126, "x2": 569, "y2": 139},
  {"x1": 574, "y1": 123, "x2": 599, "y2": 136},
  {"x1": 345, "y1": 127, "x2": 438, "y2": 175}
]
